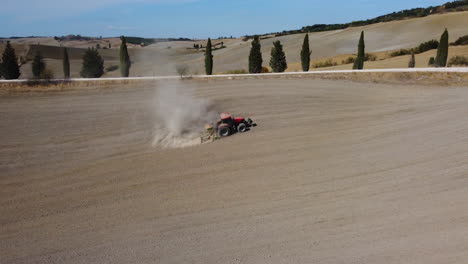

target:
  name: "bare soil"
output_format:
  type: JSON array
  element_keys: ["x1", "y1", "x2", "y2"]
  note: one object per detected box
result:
[{"x1": 1, "y1": 79, "x2": 468, "y2": 263}]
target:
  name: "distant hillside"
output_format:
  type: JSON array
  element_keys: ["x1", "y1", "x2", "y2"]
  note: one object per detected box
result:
[
  {"x1": 2, "y1": 7, "x2": 467, "y2": 79},
  {"x1": 250, "y1": 0, "x2": 468, "y2": 38},
  {"x1": 1, "y1": 35, "x2": 195, "y2": 46}
]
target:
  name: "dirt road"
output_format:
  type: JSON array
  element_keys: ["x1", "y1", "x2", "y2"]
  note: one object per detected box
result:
[{"x1": 1, "y1": 79, "x2": 468, "y2": 263}]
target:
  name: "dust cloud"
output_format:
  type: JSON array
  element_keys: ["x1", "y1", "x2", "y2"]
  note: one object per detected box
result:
[{"x1": 152, "y1": 82, "x2": 218, "y2": 149}]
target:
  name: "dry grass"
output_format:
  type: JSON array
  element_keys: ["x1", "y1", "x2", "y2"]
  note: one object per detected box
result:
[
  {"x1": 3, "y1": 11, "x2": 467, "y2": 77},
  {"x1": 313, "y1": 45, "x2": 468, "y2": 71},
  {"x1": 1, "y1": 71, "x2": 467, "y2": 94}
]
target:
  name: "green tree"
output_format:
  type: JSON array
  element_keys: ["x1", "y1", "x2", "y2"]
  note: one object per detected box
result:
[
  {"x1": 1, "y1": 41, "x2": 21, "y2": 79},
  {"x1": 270, "y1": 40, "x2": 288, "y2": 72},
  {"x1": 205, "y1": 38, "x2": 213, "y2": 75},
  {"x1": 80, "y1": 48, "x2": 104, "y2": 78},
  {"x1": 428, "y1": 57, "x2": 435, "y2": 66},
  {"x1": 435, "y1": 29, "x2": 449, "y2": 67},
  {"x1": 119, "y1": 36, "x2": 131, "y2": 77},
  {"x1": 32, "y1": 51, "x2": 46, "y2": 78},
  {"x1": 353, "y1": 31, "x2": 365, "y2": 70},
  {"x1": 408, "y1": 52, "x2": 416, "y2": 68},
  {"x1": 300, "y1": 34, "x2": 311, "y2": 71},
  {"x1": 63, "y1": 47, "x2": 70, "y2": 79},
  {"x1": 248, "y1": 36, "x2": 263, "y2": 73}
]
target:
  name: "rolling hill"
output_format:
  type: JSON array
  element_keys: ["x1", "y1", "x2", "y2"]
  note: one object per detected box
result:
[{"x1": 1, "y1": 11, "x2": 467, "y2": 78}]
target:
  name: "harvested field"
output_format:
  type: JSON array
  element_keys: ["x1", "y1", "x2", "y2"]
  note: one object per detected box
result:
[{"x1": 1, "y1": 79, "x2": 468, "y2": 263}]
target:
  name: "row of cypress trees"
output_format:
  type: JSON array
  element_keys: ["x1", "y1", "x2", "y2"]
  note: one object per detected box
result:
[
  {"x1": 247, "y1": 36, "x2": 290, "y2": 73},
  {"x1": 205, "y1": 35, "x2": 290, "y2": 75},
  {"x1": 204, "y1": 28, "x2": 450, "y2": 74},
  {"x1": 0, "y1": 36, "x2": 132, "y2": 79},
  {"x1": 204, "y1": 31, "x2": 363, "y2": 75}
]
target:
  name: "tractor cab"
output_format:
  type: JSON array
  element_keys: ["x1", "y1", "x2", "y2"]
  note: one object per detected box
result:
[
  {"x1": 201, "y1": 113, "x2": 257, "y2": 143},
  {"x1": 216, "y1": 113, "x2": 256, "y2": 138}
]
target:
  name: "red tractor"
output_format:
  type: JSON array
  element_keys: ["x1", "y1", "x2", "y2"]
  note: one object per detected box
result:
[{"x1": 216, "y1": 113, "x2": 256, "y2": 138}]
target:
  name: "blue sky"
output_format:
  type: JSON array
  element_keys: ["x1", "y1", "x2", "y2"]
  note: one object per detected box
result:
[{"x1": 1, "y1": 0, "x2": 449, "y2": 38}]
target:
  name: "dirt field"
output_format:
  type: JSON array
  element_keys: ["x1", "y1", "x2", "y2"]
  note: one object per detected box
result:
[{"x1": 1, "y1": 79, "x2": 468, "y2": 263}]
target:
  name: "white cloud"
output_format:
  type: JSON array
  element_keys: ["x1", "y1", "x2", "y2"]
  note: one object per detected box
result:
[{"x1": 2, "y1": 0, "x2": 198, "y2": 21}]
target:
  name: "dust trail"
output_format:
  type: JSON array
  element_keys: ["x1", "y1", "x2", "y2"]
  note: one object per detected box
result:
[{"x1": 152, "y1": 82, "x2": 218, "y2": 149}]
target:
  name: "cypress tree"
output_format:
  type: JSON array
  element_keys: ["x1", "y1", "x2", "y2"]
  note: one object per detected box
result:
[
  {"x1": 119, "y1": 36, "x2": 131, "y2": 77},
  {"x1": 353, "y1": 31, "x2": 365, "y2": 70},
  {"x1": 408, "y1": 52, "x2": 416, "y2": 68},
  {"x1": 248, "y1": 36, "x2": 263, "y2": 73},
  {"x1": 435, "y1": 29, "x2": 449, "y2": 67},
  {"x1": 32, "y1": 51, "x2": 46, "y2": 78},
  {"x1": 300, "y1": 34, "x2": 311, "y2": 72},
  {"x1": 80, "y1": 48, "x2": 104, "y2": 78},
  {"x1": 205, "y1": 38, "x2": 213, "y2": 75},
  {"x1": 1, "y1": 41, "x2": 21, "y2": 79},
  {"x1": 270, "y1": 40, "x2": 288, "y2": 72},
  {"x1": 63, "y1": 47, "x2": 70, "y2": 79}
]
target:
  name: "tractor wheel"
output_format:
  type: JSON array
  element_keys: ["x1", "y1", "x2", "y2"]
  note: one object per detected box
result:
[
  {"x1": 218, "y1": 126, "x2": 231, "y2": 137},
  {"x1": 237, "y1": 123, "x2": 247, "y2": 133}
]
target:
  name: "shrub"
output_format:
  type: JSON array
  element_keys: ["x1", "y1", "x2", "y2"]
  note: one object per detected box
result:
[
  {"x1": 447, "y1": 56, "x2": 468, "y2": 66},
  {"x1": 428, "y1": 57, "x2": 435, "y2": 66},
  {"x1": 390, "y1": 49, "x2": 412, "y2": 57},
  {"x1": 343, "y1": 56, "x2": 355, "y2": 64},
  {"x1": 365, "y1": 53, "x2": 377, "y2": 61},
  {"x1": 80, "y1": 48, "x2": 104, "y2": 78},
  {"x1": 343, "y1": 53, "x2": 375, "y2": 65},
  {"x1": 451, "y1": 35, "x2": 468, "y2": 46},
  {"x1": 313, "y1": 59, "x2": 338, "y2": 68},
  {"x1": 414, "y1": 39, "x2": 439, "y2": 53},
  {"x1": 261, "y1": 67, "x2": 270, "y2": 73},
  {"x1": 224, "y1": 69, "x2": 247, "y2": 74},
  {"x1": 176, "y1": 64, "x2": 189, "y2": 77},
  {"x1": 106, "y1": 65, "x2": 119, "y2": 72},
  {"x1": 39, "y1": 69, "x2": 54, "y2": 80},
  {"x1": 390, "y1": 39, "x2": 439, "y2": 57}
]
